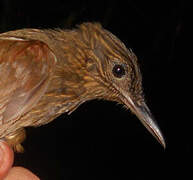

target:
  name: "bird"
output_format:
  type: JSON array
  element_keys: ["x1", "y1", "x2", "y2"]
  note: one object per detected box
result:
[{"x1": 0, "y1": 22, "x2": 165, "y2": 152}]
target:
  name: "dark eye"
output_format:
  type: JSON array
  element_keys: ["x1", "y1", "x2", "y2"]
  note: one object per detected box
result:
[{"x1": 112, "y1": 64, "x2": 126, "y2": 78}]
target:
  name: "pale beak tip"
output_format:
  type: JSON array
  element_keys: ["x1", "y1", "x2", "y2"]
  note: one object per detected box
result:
[{"x1": 158, "y1": 133, "x2": 166, "y2": 149}]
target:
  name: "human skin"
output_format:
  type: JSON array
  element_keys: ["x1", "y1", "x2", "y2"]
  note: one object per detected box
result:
[{"x1": 0, "y1": 141, "x2": 39, "y2": 180}]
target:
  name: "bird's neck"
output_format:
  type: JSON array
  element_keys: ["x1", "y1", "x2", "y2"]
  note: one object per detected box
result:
[{"x1": 23, "y1": 29, "x2": 93, "y2": 117}]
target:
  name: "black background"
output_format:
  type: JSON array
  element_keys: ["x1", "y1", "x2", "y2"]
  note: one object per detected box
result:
[{"x1": 0, "y1": 0, "x2": 189, "y2": 179}]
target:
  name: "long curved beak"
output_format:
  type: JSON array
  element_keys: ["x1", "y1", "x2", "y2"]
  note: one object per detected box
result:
[{"x1": 121, "y1": 92, "x2": 166, "y2": 148}]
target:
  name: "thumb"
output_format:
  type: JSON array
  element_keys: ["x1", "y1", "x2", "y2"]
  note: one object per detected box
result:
[{"x1": 0, "y1": 140, "x2": 14, "y2": 180}]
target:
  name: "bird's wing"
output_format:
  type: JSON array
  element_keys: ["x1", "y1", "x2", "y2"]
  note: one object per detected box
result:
[{"x1": 0, "y1": 38, "x2": 57, "y2": 125}]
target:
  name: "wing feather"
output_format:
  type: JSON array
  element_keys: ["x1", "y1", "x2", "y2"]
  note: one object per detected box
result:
[{"x1": 0, "y1": 39, "x2": 57, "y2": 126}]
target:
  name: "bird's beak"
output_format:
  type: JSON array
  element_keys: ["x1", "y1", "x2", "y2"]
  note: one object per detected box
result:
[{"x1": 121, "y1": 91, "x2": 166, "y2": 148}]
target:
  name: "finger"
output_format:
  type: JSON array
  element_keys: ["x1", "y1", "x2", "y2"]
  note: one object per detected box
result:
[
  {"x1": 0, "y1": 141, "x2": 14, "y2": 180},
  {"x1": 4, "y1": 167, "x2": 40, "y2": 180}
]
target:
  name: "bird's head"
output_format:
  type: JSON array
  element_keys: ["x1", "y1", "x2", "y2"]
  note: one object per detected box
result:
[{"x1": 58, "y1": 23, "x2": 165, "y2": 147}]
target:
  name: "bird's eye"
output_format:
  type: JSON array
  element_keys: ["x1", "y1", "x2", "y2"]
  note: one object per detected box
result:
[{"x1": 112, "y1": 64, "x2": 125, "y2": 78}]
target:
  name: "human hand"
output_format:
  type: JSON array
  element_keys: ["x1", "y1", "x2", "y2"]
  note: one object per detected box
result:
[{"x1": 0, "y1": 141, "x2": 39, "y2": 180}]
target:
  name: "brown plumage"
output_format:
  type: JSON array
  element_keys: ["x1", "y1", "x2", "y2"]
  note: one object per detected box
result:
[{"x1": 0, "y1": 23, "x2": 165, "y2": 152}]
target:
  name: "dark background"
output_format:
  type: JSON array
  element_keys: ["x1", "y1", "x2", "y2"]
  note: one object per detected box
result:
[{"x1": 0, "y1": 0, "x2": 189, "y2": 179}]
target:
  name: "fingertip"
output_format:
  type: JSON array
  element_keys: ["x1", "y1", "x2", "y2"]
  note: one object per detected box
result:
[{"x1": 0, "y1": 140, "x2": 14, "y2": 180}]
